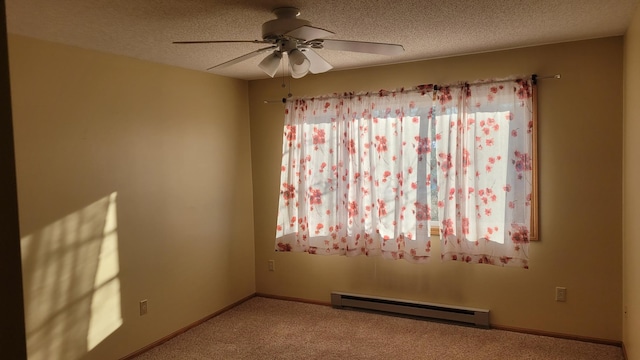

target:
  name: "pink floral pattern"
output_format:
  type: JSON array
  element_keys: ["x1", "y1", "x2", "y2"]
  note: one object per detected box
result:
[
  {"x1": 276, "y1": 80, "x2": 533, "y2": 268},
  {"x1": 275, "y1": 89, "x2": 435, "y2": 262},
  {"x1": 436, "y1": 81, "x2": 533, "y2": 268}
]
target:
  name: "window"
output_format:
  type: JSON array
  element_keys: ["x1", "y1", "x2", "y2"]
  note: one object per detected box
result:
[{"x1": 276, "y1": 79, "x2": 536, "y2": 268}]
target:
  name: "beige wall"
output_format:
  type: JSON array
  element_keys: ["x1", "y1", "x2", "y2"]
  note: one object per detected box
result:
[
  {"x1": 624, "y1": 4, "x2": 640, "y2": 359},
  {"x1": 9, "y1": 35, "x2": 255, "y2": 360},
  {"x1": 250, "y1": 37, "x2": 623, "y2": 341}
]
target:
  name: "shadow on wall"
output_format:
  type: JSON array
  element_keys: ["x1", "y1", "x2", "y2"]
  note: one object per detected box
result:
[{"x1": 21, "y1": 193, "x2": 122, "y2": 360}]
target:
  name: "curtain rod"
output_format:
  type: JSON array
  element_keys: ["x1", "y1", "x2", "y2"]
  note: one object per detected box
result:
[
  {"x1": 264, "y1": 73, "x2": 561, "y2": 104},
  {"x1": 432, "y1": 73, "x2": 560, "y2": 90}
]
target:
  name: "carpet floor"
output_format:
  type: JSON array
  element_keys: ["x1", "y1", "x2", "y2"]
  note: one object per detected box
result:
[{"x1": 132, "y1": 297, "x2": 624, "y2": 360}]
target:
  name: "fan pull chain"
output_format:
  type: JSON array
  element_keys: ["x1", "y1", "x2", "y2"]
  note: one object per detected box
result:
[
  {"x1": 277, "y1": 59, "x2": 292, "y2": 103},
  {"x1": 281, "y1": 58, "x2": 286, "y2": 88}
]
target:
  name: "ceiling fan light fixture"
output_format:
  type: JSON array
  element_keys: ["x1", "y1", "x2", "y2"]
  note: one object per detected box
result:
[
  {"x1": 288, "y1": 49, "x2": 310, "y2": 78},
  {"x1": 176, "y1": 7, "x2": 405, "y2": 78},
  {"x1": 258, "y1": 51, "x2": 282, "y2": 77}
]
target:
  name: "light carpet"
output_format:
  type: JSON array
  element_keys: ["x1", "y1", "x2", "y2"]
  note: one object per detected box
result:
[{"x1": 132, "y1": 297, "x2": 624, "y2": 360}]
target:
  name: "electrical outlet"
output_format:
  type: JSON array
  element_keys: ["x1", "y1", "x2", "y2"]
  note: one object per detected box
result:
[
  {"x1": 555, "y1": 287, "x2": 567, "y2": 302},
  {"x1": 140, "y1": 299, "x2": 148, "y2": 316},
  {"x1": 268, "y1": 260, "x2": 275, "y2": 271}
]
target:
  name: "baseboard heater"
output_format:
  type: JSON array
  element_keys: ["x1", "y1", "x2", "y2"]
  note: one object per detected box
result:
[{"x1": 331, "y1": 292, "x2": 490, "y2": 328}]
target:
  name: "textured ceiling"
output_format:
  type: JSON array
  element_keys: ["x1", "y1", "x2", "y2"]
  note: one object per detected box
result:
[{"x1": 5, "y1": 0, "x2": 639, "y2": 80}]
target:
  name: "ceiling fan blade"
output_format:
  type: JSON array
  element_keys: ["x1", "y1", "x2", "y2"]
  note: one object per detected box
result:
[
  {"x1": 207, "y1": 46, "x2": 277, "y2": 70},
  {"x1": 285, "y1": 25, "x2": 335, "y2": 41},
  {"x1": 301, "y1": 49, "x2": 333, "y2": 74},
  {"x1": 173, "y1": 40, "x2": 271, "y2": 44},
  {"x1": 322, "y1": 39, "x2": 404, "y2": 55}
]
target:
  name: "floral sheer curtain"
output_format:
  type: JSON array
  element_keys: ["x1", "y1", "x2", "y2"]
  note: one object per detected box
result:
[
  {"x1": 276, "y1": 89, "x2": 436, "y2": 262},
  {"x1": 275, "y1": 79, "x2": 534, "y2": 268},
  {"x1": 435, "y1": 81, "x2": 533, "y2": 268}
]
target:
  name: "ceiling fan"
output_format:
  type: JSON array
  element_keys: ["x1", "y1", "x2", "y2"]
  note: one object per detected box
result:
[{"x1": 173, "y1": 7, "x2": 405, "y2": 78}]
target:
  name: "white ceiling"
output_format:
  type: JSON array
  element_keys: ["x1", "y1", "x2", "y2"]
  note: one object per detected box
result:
[{"x1": 5, "y1": 0, "x2": 639, "y2": 80}]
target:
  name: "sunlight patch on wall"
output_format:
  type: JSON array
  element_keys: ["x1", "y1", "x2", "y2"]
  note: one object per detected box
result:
[
  {"x1": 87, "y1": 192, "x2": 122, "y2": 350},
  {"x1": 21, "y1": 192, "x2": 122, "y2": 360}
]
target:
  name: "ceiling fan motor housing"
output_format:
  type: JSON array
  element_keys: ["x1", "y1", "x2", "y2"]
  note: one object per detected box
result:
[{"x1": 262, "y1": 7, "x2": 310, "y2": 40}]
